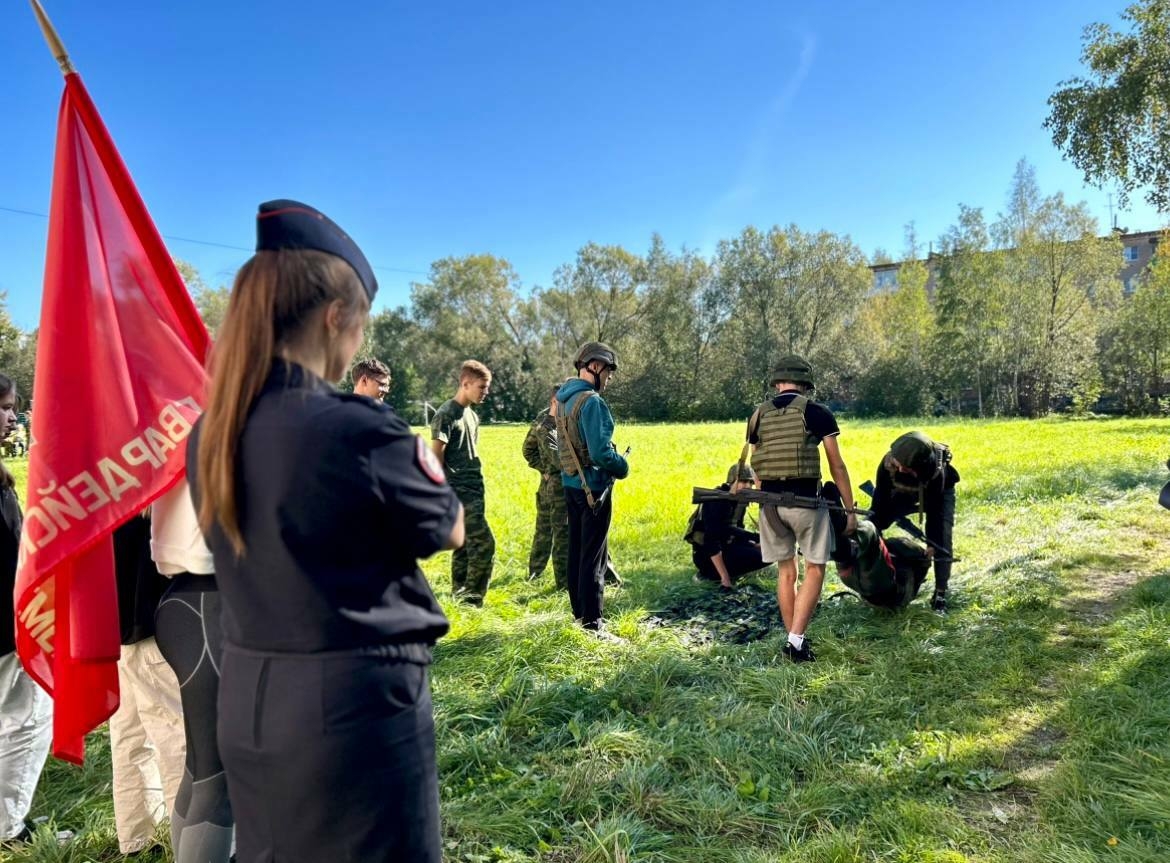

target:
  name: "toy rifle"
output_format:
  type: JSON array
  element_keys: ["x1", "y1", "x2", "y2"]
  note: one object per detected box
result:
[
  {"x1": 858, "y1": 479, "x2": 958, "y2": 561},
  {"x1": 692, "y1": 487, "x2": 870, "y2": 516}
]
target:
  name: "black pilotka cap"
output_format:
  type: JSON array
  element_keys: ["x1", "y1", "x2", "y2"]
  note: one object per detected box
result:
[{"x1": 255, "y1": 199, "x2": 378, "y2": 302}]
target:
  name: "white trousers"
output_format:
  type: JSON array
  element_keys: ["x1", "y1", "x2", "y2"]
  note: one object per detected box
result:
[
  {"x1": 0, "y1": 651, "x2": 52, "y2": 840},
  {"x1": 109, "y1": 638, "x2": 186, "y2": 853}
]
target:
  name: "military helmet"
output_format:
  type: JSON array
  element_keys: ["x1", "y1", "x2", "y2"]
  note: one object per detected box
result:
[
  {"x1": 769, "y1": 354, "x2": 814, "y2": 387},
  {"x1": 889, "y1": 431, "x2": 937, "y2": 478},
  {"x1": 727, "y1": 462, "x2": 757, "y2": 485},
  {"x1": 575, "y1": 341, "x2": 619, "y2": 371}
]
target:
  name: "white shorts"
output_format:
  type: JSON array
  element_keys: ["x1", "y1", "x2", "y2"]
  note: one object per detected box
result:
[{"x1": 759, "y1": 505, "x2": 834, "y2": 565}]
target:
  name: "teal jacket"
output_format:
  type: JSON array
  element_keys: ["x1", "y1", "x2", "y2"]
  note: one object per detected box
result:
[{"x1": 556, "y1": 378, "x2": 629, "y2": 492}]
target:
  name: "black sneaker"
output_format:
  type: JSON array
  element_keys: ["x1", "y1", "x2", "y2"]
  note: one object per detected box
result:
[
  {"x1": 782, "y1": 640, "x2": 816, "y2": 663},
  {"x1": 1, "y1": 823, "x2": 31, "y2": 846},
  {"x1": 930, "y1": 591, "x2": 948, "y2": 614}
]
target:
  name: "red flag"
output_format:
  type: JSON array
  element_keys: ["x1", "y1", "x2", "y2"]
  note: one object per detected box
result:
[{"x1": 15, "y1": 73, "x2": 210, "y2": 764}]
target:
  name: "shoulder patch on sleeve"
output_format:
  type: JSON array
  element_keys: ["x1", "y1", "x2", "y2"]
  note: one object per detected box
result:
[{"x1": 416, "y1": 435, "x2": 447, "y2": 484}]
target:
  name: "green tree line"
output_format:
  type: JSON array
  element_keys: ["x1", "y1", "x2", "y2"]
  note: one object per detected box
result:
[
  {"x1": 348, "y1": 160, "x2": 1166, "y2": 423},
  {"x1": 1, "y1": 162, "x2": 1166, "y2": 423}
]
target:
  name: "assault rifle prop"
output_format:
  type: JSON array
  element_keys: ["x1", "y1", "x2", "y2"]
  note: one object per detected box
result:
[
  {"x1": 691, "y1": 487, "x2": 870, "y2": 517},
  {"x1": 858, "y1": 479, "x2": 959, "y2": 562},
  {"x1": 592, "y1": 445, "x2": 632, "y2": 513}
]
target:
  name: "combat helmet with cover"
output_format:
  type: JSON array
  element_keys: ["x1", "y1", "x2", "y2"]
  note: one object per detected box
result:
[
  {"x1": 886, "y1": 430, "x2": 951, "y2": 487},
  {"x1": 574, "y1": 341, "x2": 619, "y2": 371},
  {"x1": 726, "y1": 462, "x2": 757, "y2": 486},
  {"x1": 769, "y1": 354, "x2": 814, "y2": 388}
]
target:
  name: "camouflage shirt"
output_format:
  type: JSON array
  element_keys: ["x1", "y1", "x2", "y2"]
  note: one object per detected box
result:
[
  {"x1": 430, "y1": 399, "x2": 483, "y2": 492},
  {"x1": 522, "y1": 408, "x2": 560, "y2": 477}
]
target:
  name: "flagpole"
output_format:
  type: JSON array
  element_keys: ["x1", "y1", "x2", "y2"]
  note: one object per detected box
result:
[{"x1": 29, "y1": 0, "x2": 75, "y2": 76}]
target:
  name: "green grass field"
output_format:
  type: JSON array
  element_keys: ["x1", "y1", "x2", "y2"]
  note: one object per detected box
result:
[{"x1": 5, "y1": 417, "x2": 1170, "y2": 862}]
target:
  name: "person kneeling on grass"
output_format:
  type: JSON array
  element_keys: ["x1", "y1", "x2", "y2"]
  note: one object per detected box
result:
[{"x1": 684, "y1": 463, "x2": 767, "y2": 588}]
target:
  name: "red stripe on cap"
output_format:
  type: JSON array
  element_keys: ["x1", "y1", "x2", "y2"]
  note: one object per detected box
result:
[{"x1": 257, "y1": 207, "x2": 324, "y2": 220}]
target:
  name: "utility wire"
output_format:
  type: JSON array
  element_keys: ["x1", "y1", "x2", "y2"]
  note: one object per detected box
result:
[{"x1": 0, "y1": 204, "x2": 429, "y2": 277}]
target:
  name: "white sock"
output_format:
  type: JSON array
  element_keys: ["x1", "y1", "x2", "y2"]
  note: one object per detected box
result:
[{"x1": 788, "y1": 632, "x2": 805, "y2": 650}]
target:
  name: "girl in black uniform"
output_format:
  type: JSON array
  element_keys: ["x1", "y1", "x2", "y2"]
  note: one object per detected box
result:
[{"x1": 190, "y1": 200, "x2": 464, "y2": 863}]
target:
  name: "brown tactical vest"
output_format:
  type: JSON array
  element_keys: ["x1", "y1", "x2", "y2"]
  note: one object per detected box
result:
[
  {"x1": 748, "y1": 394, "x2": 821, "y2": 481},
  {"x1": 555, "y1": 391, "x2": 597, "y2": 476}
]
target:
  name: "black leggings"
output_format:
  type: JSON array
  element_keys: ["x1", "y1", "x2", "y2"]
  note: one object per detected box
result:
[{"x1": 155, "y1": 573, "x2": 233, "y2": 863}]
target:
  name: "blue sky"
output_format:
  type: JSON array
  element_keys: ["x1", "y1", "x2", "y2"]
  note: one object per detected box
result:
[{"x1": 1, "y1": 1, "x2": 1164, "y2": 330}]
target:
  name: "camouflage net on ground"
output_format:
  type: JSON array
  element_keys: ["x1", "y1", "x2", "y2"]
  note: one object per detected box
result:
[{"x1": 643, "y1": 581, "x2": 788, "y2": 645}]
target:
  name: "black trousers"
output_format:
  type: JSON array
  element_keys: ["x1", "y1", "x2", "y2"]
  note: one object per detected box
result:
[
  {"x1": 692, "y1": 541, "x2": 766, "y2": 582},
  {"x1": 218, "y1": 647, "x2": 441, "y2": 863},
  {"x1": 565, "y1": 486, "x2": 612, "y2": 629}
]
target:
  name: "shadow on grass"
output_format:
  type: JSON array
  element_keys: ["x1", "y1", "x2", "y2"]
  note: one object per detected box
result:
[
  {"x1": 431, "y1": 540, "x2": 1170, "y2": 860},
  {"x1": 19, "y1": 540, "x2": 1166, "y2": 862},
  {"x1": 959, "y1": 573, "x2": 1170, "y2": 860}
]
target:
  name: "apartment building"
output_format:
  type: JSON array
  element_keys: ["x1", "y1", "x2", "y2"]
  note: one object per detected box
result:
[{"x1": 869, "y1": 228, "x2": 1164, "y2": 297}]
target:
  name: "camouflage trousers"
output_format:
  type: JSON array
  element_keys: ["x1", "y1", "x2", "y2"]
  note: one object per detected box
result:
[
  {"x1": 528, "y1": 475, "x2": 569, "y2": 590},
  {"x1": 451, "y1": 488, "x2": 495, "y2": 605}
]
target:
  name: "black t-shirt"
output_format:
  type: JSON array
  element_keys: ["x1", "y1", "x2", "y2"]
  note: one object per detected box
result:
[
  {"x1": 748, "y1": 392, "x2": 841, "y2": 497},
  {"x1": 697, "y1": 482, "x2": 758, "y2": 556},
  {"x1": 113, "y1": 516, "x2": 167, "y2": 645},
  {"x1": 189, "y1": 362, "x2": 458, "y2": 655}
]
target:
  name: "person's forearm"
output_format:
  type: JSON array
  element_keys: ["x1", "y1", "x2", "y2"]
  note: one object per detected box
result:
[
  {"x1": 709, "y1": 551, "x2": 732, "y2": 586},
  {"x1": 828, "y1": 461, "x2": 855, "y2": 510}
]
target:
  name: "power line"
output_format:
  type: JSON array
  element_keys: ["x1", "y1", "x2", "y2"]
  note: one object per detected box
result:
[{"x1": 0, "y1": 204, "x2": 430, "y2": 277}]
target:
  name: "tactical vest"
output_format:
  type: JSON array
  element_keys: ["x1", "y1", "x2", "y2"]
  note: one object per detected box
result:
[
  {"x1": 555, "y1": 391, "x2": 598, "y2": 477},
  {"x1": 683, "y1": 498, "x2": 751, "y2": 548},
  {"x1": 749, "y1": 394, "x2": 821, "y2": 481}
]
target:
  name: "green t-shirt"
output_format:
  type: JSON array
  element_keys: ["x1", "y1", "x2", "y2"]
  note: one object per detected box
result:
[{"x1": 430, "y1": 399, "x2": 483, "y2": 492}]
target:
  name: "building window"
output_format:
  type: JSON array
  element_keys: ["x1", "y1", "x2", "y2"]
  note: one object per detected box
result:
[
  {"x1": 1123, "y1": 245, "x2": 1140, "y2": 262},
  {"x1": 1124, "y1": 276, "x2": 1135, "y2": 295},
  {"x1": 873, "y1": 270, "x2": 897, "y2": 291}
]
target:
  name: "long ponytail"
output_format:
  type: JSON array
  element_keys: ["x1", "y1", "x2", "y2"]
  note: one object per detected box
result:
[{"x1": 196, "y1": 250, "x2": 367, "y2": 555}]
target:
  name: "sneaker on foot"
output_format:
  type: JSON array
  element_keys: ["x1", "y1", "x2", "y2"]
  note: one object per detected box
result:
[
  {"x1": 591, "y1": 628, "x2": 626, "y2": 644},
  {"x1": 583, "y1": 622, "x2": 626, "y2": 643},
  {"x1": 781, "y1": 640, "x2": 816, "y2": 663},
  {"x1": 1, "y1": 823, "x2": 31, "y2": 846},
  {"x1": 930, "y1": 591, "x2": 948, "y2": 614}
]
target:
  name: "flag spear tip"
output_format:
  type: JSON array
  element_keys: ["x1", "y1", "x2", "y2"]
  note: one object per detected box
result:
[{"x1": 29, "y1": 0, "x2": 75, "y2": 76}]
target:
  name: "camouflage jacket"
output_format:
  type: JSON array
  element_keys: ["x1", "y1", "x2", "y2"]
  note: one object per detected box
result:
[{"x1": 522, "y1": 409, "x2": 560, "y2": 477}]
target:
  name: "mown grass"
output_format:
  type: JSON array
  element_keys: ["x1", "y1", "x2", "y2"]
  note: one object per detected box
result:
[{"x1": 5, "y1": 416, "x2": 1170, "y2": 862}]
